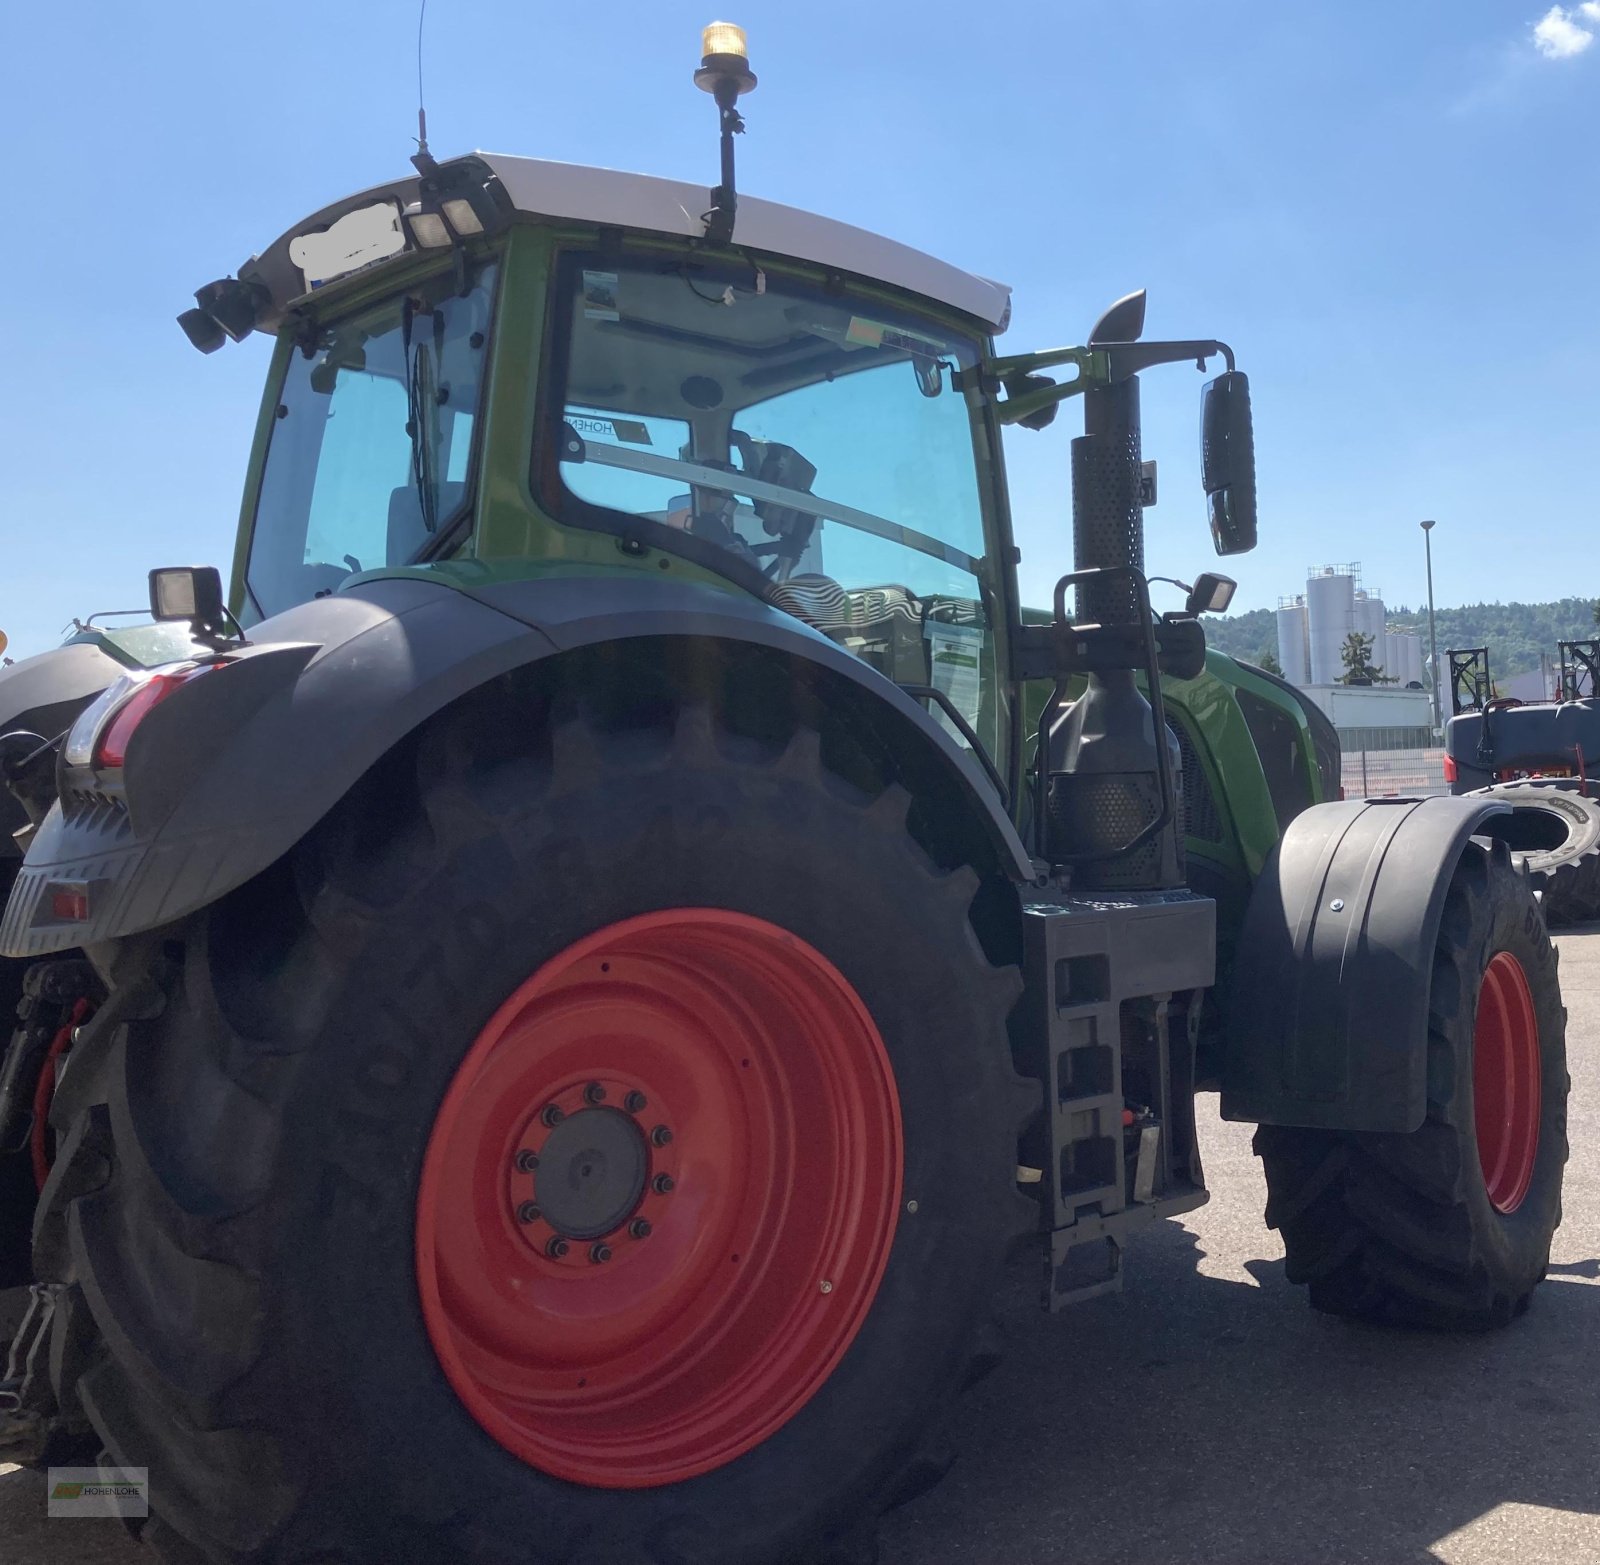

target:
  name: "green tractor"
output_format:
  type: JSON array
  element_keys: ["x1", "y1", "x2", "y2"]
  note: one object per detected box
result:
[{"x1": 0, "y1": 25, "x2": 1566, "y2": 1564}]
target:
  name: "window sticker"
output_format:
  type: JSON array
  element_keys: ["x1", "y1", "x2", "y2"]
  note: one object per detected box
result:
[
  {"x1": 582, "y1": 269, "x2": 620, "y2": 321},
  {"x1": 566, "y1": 414, "x2": 653, "y2": 446},
  {"x1": 845, "y1": 317, "x2": 885, "y2": 349},
  {"x1": 845, "y1": 317, "x2": 950, "y2": 356},
  {"x1": 925, "y1": 622, "x2": 985, "y2": 741}
]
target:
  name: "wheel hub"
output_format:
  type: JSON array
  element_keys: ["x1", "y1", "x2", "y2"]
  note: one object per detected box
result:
[
  {"x1": 531, "y1": 1107, "x2": 647, "y2": 1240},
  {"x1": 415, "y1": 908, "x2": 903, "y2": 1489},
  {"x1": 1473, "y1": 949, "x2": 1541, "y2": 1215}
]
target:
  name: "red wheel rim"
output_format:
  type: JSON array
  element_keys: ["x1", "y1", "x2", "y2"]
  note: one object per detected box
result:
[
  {"x1": 415, "y1": 909, "x2": 903, "y2": 1488},
  {"x1": 1472, "y1": 950, "x2": 1541, "y2": 1214}
]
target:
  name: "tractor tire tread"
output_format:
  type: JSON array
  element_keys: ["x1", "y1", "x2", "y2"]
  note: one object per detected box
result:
[{"x1": 41, "y1": 674, "x2": 1026, "y2": 1565}]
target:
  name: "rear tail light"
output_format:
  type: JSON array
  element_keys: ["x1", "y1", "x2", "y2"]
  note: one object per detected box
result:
[
  {"x1": 47, "y1": 883, "x2": 92, "y2": 922},
  {"x1": 63, "y1": 662, "x2": 223, "y2": 773}
]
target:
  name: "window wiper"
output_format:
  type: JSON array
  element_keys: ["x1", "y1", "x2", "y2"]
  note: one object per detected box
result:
[{"x1": 402, "y1": 298, "x2": 439, "y2": 533}]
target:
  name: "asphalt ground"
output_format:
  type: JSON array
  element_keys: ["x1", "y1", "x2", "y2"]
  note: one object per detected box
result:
[{"x1": 6, "y1": 925, "x2": 1599, "y2": 1565}]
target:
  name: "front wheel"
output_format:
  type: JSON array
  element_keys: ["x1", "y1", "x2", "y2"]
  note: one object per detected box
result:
[
  {"x1": 41, "y1": 676, "x2": 1028, "y2": 1564},
  {"x1": 1257, "y1": 840, "x2": 1567, "y2": 1329}
]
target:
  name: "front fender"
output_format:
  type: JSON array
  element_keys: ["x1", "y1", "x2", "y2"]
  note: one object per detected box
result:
[
  {"x1": 1219, "y1": 795, "x2": 1509, "y2": 1132},
  {"x1": 2, "y1": 573, "x2": 1030, "y2": 957}
]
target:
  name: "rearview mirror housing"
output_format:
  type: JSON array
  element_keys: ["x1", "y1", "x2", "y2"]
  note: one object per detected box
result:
[{"x1": 1200, "y1": 371, "x2": 1257, "y2": 556}]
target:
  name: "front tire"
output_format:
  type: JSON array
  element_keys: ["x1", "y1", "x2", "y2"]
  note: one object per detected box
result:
[
  {"x1": 41, "y1": 668, "x2": 1027, "y2": 1564},
  {"x1": 1256, "y1": 840, "x2": 1567, "y2": 1329}
]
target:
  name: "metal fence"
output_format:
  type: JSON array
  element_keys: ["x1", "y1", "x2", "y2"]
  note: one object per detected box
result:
[{"x1": 1341, "y1": 747, "x2": 1450, "y2": 799}]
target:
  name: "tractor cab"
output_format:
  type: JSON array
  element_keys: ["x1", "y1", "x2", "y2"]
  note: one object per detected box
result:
[{"x1": 194, "y1": 131, "x2": 1020, "y2": 762}]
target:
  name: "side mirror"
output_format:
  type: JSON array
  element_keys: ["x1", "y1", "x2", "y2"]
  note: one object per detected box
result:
[
  {"x1": 1200, "y1": 371, "x2": 1257, "y2": 556},
  {"x1": 149, "y1": 566, "x2": 228, "y2": 638},
  {"x1": 1185, "y1": 572, "x2": 1236, "y2": 616}
]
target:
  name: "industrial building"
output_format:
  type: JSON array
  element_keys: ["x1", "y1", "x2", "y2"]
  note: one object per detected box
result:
[{"x1": 1275, "y1": 565, "x2": 1433, "y2": 750}]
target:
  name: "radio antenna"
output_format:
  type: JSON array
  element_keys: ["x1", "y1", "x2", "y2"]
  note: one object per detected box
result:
[{"x1": 414, "y1": 0, "x2": 434, "y2": 170}]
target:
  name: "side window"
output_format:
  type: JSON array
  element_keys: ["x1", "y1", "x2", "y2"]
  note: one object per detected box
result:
[
  {"x1": 301, "y1": 372, "x2": 413, "y2": 573},
  {"x1": 247, "y1": 260, "x2": 496, "y2": 617}
]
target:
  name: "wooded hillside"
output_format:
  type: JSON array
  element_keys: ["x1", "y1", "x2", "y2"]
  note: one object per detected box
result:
[{"x1": 1203, "y1": 598, "x2": 1599, "y2": 678}]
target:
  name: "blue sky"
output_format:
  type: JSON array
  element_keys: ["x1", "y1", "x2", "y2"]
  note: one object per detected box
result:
[{"x1": 3, "y1": 0, "x2": 1596, "y2": 659}]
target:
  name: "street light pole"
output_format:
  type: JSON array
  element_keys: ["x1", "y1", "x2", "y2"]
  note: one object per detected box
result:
[{"x1": 1421, "y1": 519, "x2": 1439, "y2": 736}]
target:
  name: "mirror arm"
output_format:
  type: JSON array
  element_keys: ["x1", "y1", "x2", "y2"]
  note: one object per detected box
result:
[
  {"x1": 980, "y1": 339, "x2": 1235, "y2": 427},
  {"x1": 1101, "y1": 338, "x2": 1234, "y2": 380},
  {"x1": 977, "y1": 346, "x2": 1107, "y2": 428}
]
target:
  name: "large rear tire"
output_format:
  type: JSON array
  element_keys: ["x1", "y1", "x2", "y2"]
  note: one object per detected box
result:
[
  {"x1": 1256, "y1": 840, "x2": 1567, "y2": 1329},
  {"x1": 38, "y1": 668, "x2": 1027, "y2": 1564}
]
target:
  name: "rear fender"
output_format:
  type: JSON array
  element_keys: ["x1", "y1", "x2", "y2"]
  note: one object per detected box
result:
[
  {"x1": 2, "y1": 574, "x2": 1031, "y2": 957},
  {"x1": 1220, "y1": 795, "x2": 1511, "y2": 1132}
]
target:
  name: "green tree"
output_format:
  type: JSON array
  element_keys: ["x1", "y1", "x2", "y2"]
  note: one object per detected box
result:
[
  {"x1": 1337, "y1": 631, "x2": 1395, "y2": 686},
  {"x1": 1257, "y1": 646, "x2": 1283, "y2": 676},
  {"x1": 1591, "y1": 599, "x2": 1600, "y2": 630}
]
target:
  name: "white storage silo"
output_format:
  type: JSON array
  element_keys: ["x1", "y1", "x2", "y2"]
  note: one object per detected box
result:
[
  {"x1": 1356, "y1": 592, "x2": 1386, "y2": 645},
  {"x1": 1276, "y1": 600, "x2": 1310, "y2": 685},
  {"x1": 1380, "y1": 631, "x2": 1402, "y2": 685},
  {"x1": 1306, "y1": 569, "x2": 1355, "y2": 685},
  {"x1": 1404, "y1": 635, "x2": 1425, "y2": 689}
]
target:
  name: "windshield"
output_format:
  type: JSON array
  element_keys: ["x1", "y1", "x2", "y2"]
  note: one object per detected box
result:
[
  {"x1": 543, "y1": 252, "x2": 999, "y2": 755},
  {"x1": 245, "y1": 260, "x2": 498, "y2": 617}
]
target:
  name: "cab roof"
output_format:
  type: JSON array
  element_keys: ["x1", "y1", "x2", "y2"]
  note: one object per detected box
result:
[{"x1": 241, "y1": 153, "x2": 1012, "y2": 335}]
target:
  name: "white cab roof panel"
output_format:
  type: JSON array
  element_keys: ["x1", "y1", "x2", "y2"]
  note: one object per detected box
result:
[{"x1": 476, "y1": 153, "x2": 1011, "y2": 331}]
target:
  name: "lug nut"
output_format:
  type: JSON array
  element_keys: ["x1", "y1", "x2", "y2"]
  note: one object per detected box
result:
[
  {"x1": 590, "y1": 1243, "x2": 613, "y2": 1264},
  {"x1": 629, "y1": 1219, "x2": 652, "y2": 1240},
  {"x1": 546, "y1": 1237, "x2": 570, "y2": 1258},
  {"x1": 583, "y1": 1082, "x2": 607, "y2": 1105},
  {"x1": 517, "y1": 1202, "x2": 542, "y2": 1224},
  {"x1": 623, "y1": 1090, "x2": 647, "y2": 1113},
  {"x1": 515, "y1": 1149, "x2": 539, "y2": 1173},
  {"x1": 652, "y1": 1173, "x2": 675, "y2": 1195},
  {"x1": 650, "y1": 1125, "x2": 673, "y2": 1147},
  {"x1": 542, "y1": 1104, "x2": 565, "y2": 1128}
]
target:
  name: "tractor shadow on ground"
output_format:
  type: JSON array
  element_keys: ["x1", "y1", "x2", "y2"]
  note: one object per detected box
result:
[{"x1": 882, "y1": 1194, "x2": 1600, "y2": 1565}]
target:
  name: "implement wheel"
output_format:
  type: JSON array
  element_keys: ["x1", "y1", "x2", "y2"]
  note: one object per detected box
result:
[
  {"x1": 1257, "y1": 841, "x2": 1568, "y2": 1329},
  {"x1": 1472, "y1": 781, "x2": 1600, "y2": 925},
  {"x1": 35, "y1": 670, "x2": 1026, "y2": 1565}
]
